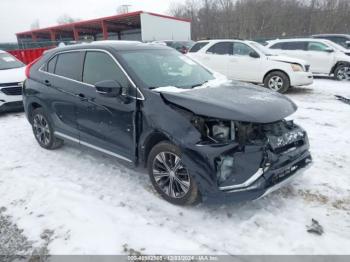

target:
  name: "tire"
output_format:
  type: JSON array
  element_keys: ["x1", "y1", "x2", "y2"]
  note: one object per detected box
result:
[
  {"x1": 31, "y1": 108, "x2": 63, "y2": 150},
  {"x1": 264, "y1": 71, "x2": 290, "y2": 93},
  {"x1": 147, "y1": 141, "x2": 201, "y2": 205},
  {"x1": 334, "y1": 64, "x2": 350, "y2": 81}
]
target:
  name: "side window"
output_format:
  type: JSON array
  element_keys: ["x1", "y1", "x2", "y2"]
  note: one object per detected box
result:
[
  {"x1": 207, "y1": 42, "x2": 233, "y2": 55},
  {"x1": 233, "y1": 43, "x2": 255, "y2": 56},
  {"x1": 307, "y1": 42, "x2": 329, "y2": 52},
  {"x1": 189, "y1": 42, "x2": 209, "y2": 53},
  {"x1": 270, "y1": 43, "x2": 282, "y2": 49},
  {"x1": 83, "y1": 51, "x2": 129, "y2": 87},
  {"x1": 55, "y1": 52, "x2": 84, "y2": 81},
  {"x1": 282, "y1": 42, "x2": 307, "y2": 50},
  {"x1": 47, "y1": 56, "x2": 57, "y2": 73}
]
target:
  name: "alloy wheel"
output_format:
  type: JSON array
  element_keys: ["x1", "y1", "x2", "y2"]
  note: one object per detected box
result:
[
  {"x1": 152, "y1": 152, "x2": 191, "y2": 199},
  {"x1": 33, "y1": 114, "x2": 51, "y2": 146},
  {"x1": 336, "y1": 66, "x2": 350, "y2": 81},
  {"x1": 268, "y1": 76, "x2": 284, "y2": 91}
]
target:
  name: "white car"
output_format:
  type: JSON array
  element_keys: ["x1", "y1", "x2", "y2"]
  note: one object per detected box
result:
[
  {"x1": 0, "y1": 50, "x2": 26, "y2": 113},
  {"x1": 266, "y1": 38, "x2": 350, "y2": 80},
  {"x1": 187, "y1": 39, "x2": 313, "y2": 93}
]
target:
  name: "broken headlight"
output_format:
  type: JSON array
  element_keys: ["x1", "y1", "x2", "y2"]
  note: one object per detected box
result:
[{"x1": 192, "y1": 117, "x2": 236, "y2": 143}]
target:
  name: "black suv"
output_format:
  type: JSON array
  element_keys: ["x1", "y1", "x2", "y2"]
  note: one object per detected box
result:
[{"x1": 23, "y1": 42, "x2": 312, "y2": 205}]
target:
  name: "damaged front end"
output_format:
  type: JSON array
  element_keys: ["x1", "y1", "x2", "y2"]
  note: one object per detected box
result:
[{"x1": 187, "y1": 114, "x2": 312, "y2": 201}]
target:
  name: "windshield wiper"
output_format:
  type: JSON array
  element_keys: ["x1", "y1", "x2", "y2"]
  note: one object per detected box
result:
[{"x1": 191, "y1": 80, "x2": 209, "y2": 89}]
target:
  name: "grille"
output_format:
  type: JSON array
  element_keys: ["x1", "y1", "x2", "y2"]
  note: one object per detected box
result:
[
  {"x1": 305, "y1": 65, "x2": 310, "y2": 72},
  {"x1": 0, "y1": 82, "x2": 22, "y2": 96}
]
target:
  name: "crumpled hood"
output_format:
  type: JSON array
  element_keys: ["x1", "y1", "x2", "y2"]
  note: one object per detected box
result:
[
  {"x1": 268, "y1": 55, "x2": 308, "y2": 66},
  {"x1": 0, "y1": 66, "x2": 26, "y2": 83},
  {"x1": 160, "y1": 83, "x2": 297, "y2": 123}
]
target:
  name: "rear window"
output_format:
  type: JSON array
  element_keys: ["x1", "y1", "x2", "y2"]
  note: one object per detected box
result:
[
  {"x1": 270, "y1": 41, "x2": 307, "y2": 50},
  {"x1": 54, "y1": 52, "x2": 84, "y2": 81},
  {"x1": 189, "y1": 42, "x2": 209, "y2": 53},
  {"x1": 207, "y1": 42, "x2": 233, "y2": 55},
  {"x1": 47, "y1": 56, "x2": 57, "y2": 74}
]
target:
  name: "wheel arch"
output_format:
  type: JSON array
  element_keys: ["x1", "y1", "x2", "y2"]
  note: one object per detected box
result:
[
  {"x1": 27, "y1": 101, "x2": 43, "y2": 124},
  {"x1": 140, "y1": 131, "x2": 172, "y2": 167},
  {"x1": 330, "y1": 61, "x2": 350, "y2": 74},
  {"x1": 263, "y1": 69, "x2": 290, "y2": 84}
]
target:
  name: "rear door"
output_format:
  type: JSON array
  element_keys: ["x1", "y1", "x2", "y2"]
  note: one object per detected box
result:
[
  {"x1": 75, "y1": 50, "x2": 137, "y2": 162},
  {"x1": 41, "y1": 51, "x2": 85, "y2": 139}
]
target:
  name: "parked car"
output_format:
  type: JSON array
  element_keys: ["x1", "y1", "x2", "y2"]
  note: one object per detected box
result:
[
  {"x1": 266, "y1": 38, "x2": 350, "y2": 80},
  {"x1": 0, "y1": 50, "x2": 26, "y2": 113},
  {"x1": 152, "y1": 40, "x2": 195, "y2": 54},
  {"x1": 312, "y1": 34, "x2": 350, "y2": 49},
  {"x1": 188, "y1": 41, "x2": 210, "y2": 53},
  {"x1": 187, "y1": 40, "x2": 313, "y2": 93},
  {"x1": 23, "y1": 42, "x2": 311, "y2": 205}
]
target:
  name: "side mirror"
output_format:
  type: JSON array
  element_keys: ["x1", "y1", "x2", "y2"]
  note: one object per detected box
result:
[
  {"x1": 249, "y1": 51, "x2": 260, "y2": 58},
  {"x1": 346, "y1": 41, "x2": 350, "y2": 48},
  {"x1": 325, "y1": 47, "x2": 334, "y2": 53},
  {"x1": 95, "y1": 80, "x2": 122, "y2": 97}
]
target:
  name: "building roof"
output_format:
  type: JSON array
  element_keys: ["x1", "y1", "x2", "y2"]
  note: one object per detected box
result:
[{"x1": 16, "y1": 11, "x2": 191, "y2": 37}]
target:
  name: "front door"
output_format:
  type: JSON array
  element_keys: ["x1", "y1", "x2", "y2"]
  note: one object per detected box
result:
[
  {"x1": 76, "y1": 51, "x2": 137, "y2": 162},
  {"x1": 306, "y1": 41, "x2": 335, "y2": 74},
  {"x1": 227, "y1": 42, "x2": 263, "y2": 82}
]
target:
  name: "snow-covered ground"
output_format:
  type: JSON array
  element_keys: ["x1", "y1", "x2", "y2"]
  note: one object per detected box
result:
[{"x1": 0, "y1": 78, "x2": 349, "y2": 255}]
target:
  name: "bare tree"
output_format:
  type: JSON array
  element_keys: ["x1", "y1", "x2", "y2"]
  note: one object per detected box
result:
[
  {"x1": 30, "y1": 19, "x2": 40, "y2": 30},
  {"x1": 57, "y1": 14, "x2": 80, "y2": 25},
  {"x1": 169, "y1": 0, "x2": 350, "y2": 40}
]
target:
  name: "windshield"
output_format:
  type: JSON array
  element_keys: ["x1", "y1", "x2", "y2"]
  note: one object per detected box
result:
[
  {"x1": 323, "y1": 40, "x2": 347, "y2": 52},
  {"x1": 119, "y1": 49, "x2": 214, "y2": 89},
  {"x1": 249, "y1": 41, "x2": 274, "y2": 56},
  {"x1": 0, "y1": 53, "x2": 25, "y2": 70}
]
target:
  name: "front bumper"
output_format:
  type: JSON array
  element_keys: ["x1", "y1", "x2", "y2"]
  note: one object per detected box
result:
[
  {"x1": 290, "y1": 72, "x2": 313, "y2": 86},
  {"x1": 0, "y1": 93, "x2": 23, "y2": 113},
  {"x1": 182, "y1": 124, "x2": 312, "y2": 203},
  {"x1": 209, "y1": 150, "x2": 312, "y2": 203}
]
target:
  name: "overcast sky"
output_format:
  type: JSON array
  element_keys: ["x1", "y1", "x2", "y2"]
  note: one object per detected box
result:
[{"x1": 0, "y1": 0, "x2": 185, "y2": 42}]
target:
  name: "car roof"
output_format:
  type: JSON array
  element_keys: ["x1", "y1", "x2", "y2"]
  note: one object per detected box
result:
[
  {"x1": 312, "y1": 34, "x2": 350, "y2": 38},
  {"x1": 268, "y1": 38, "x2": 329, "y2": 43},
  {"x1": 195, "y1": 39, "x2": 246, "y2": 44},
  {"x1": 48, "y1": 41, "x2": 171, "y2": 53}
]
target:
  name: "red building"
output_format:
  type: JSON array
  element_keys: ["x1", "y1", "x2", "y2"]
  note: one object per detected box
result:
[{"x1": 16, "y1": 11, "x2": 191, "y2": 49}]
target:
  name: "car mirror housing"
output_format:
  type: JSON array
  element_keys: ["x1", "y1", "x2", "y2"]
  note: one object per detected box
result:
[
  {"x1": 95, "y1": 80, "x2": 122, "y2": 97},
  {"x1": 325, "y1": 47, "x2": 334, "y2": 53},
  {"x1": 249, "y1": 51, "x2": 260, "y2": 58}
]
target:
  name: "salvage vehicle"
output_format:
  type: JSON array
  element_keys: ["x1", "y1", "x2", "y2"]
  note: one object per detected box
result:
[
  {"x1": 23, "y1": 42, "x2": 312, "y2": 205},
  {"x1": 0, "y1": 50, "x2": 26, "y2": 113},
  {"x1": 267, "y1": 38, "x2": 350, "y2": 81},
  {"x1": 187, "y1": 39, "x2": 313, "y2": 93}
]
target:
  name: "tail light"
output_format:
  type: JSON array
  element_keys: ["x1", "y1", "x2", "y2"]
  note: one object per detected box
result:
[{"x1": 25, "y1": 57, "x2": 41, "y2": 79}]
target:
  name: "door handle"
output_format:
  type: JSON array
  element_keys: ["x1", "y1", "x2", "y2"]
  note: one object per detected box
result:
[{"x1": 44, "y1": 80, "x2": 51, "y2": 87}]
